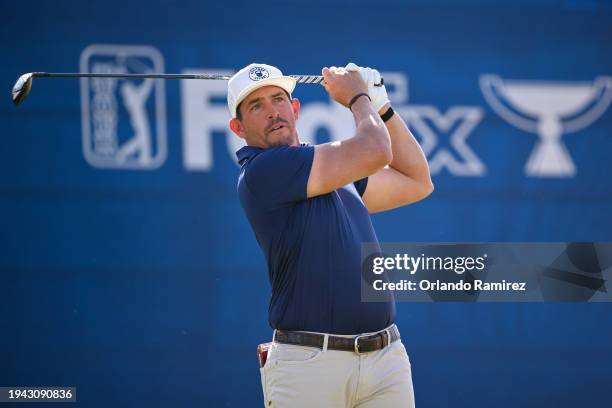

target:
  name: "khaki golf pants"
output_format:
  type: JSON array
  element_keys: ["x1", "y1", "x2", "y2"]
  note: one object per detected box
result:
[{"x1": 260, "y1": 326, "x2": 415, "y2": 407}]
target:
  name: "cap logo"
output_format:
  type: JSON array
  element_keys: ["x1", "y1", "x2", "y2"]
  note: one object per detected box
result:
[{"x1": 248, "y1": 66, "x2": 270, "y2": 81}]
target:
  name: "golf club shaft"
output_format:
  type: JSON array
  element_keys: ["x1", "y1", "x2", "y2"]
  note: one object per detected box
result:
[{"x1": 28, "y1": 72, "x2": 384, "y2": 85}]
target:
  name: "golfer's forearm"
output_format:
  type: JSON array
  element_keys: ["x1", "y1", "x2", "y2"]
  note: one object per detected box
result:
[
  {"x1": 351, "y1": 97, "x2": 392, "y2": 164},
  {"x1": 385, "y1": 110, "x2": 431, "y2": 183}
]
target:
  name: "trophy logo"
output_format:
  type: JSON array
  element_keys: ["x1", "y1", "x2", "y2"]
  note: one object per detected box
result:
[
  {"x1": 80, "y1": 44, "x2": 167, "y2": 170},
  {"x1": 480, "y1": 75, "x2": 612, "y2": 177}
]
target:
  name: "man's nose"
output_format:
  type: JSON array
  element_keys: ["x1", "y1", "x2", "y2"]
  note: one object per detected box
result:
[{"x1": 266, "y1": 104, "x2": 281, "y2": 119}]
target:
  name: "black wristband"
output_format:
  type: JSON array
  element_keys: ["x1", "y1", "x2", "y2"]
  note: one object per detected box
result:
[
  {"x1": 348, "y1": 92, "x2": 371, "y2": 111},
  {"x1": 380, "y1": 106, "x2": 395, "y2": 122}
]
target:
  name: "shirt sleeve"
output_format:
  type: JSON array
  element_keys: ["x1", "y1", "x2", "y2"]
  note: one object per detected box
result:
[
  {"x1": 353, "y1": 177, "x2": 369, "y2": 197},
  {"x1": 244, "y1": 145, "x2": 315, "y2": 207}
]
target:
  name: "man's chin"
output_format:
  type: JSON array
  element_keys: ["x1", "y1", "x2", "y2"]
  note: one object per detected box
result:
[
  {"x1": 269, "y1": 141, "x2": 293, "y2": 147},
  {"x1": 265, "y1": 132, "x2": 297, "y2": 147}
]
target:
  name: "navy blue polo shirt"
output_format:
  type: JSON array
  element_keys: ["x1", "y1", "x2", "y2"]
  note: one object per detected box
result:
[{"x1": 236, "y1": 144, "x2": 395, "y2": 334}]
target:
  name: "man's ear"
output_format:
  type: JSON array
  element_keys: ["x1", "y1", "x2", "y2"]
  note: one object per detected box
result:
[
  {"x1": 291, "y1": 98, "x2": 300, "y2": 120},
  {"x1": 229, "y1": 118, "x2": 246, "y2": 139}
]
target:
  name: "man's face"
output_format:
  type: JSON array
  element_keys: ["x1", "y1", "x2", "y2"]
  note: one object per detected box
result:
[{"x1": 229, "y1": 85, "x2": 300, "y2": 148}]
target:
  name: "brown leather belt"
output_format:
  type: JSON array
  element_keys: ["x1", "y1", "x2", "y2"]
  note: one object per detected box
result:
[{"x1": 273, "y1": 325, "x2": 400, "y2": 354}]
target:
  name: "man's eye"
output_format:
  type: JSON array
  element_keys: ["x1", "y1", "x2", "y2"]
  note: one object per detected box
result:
[
  {"x1": 250, "y1": 104, "x2": 260, "y2": 111},
  {"x1": 274, "y1": 97, "x2": 284, "y2": 102}
]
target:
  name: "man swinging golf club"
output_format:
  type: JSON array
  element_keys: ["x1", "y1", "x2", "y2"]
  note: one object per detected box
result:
[{"x1": 228, "y1": 62, "x2": 433, "y2": 407}]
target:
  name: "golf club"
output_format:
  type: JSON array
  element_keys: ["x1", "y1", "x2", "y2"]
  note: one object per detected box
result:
[{"x1": 11, "y1": 72, "x2": 384, "y2": 106}]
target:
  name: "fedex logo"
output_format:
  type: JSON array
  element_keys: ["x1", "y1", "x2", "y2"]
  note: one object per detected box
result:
[{"x1": 180, "y1": 69, "x2": 484, "y2": 177}]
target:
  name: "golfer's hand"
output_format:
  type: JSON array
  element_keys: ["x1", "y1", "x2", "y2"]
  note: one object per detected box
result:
[
  {"x1": 346, "y1": 63, "x2": 390, "y2": 113},
  {"x1": 321, "y1": 66, "x2": 368, "y2": 108}
]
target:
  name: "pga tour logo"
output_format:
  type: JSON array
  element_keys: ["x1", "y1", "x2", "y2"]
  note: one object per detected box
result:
[{"x1": 80, "y1": 44, "x2": 167, "y2": 170}]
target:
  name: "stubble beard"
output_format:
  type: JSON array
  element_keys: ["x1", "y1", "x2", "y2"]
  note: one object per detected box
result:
[{"x1": 264, "y1": 128, "x2": 298, "y2": 147}]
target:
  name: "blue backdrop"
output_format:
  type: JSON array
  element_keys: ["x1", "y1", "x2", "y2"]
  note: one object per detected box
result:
[{"x1": 2, "y1": 0, "x2": 611, "y2": 406}]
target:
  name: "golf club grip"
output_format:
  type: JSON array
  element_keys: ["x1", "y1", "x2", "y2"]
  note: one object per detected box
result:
[
  {"x1": 293, "y1": 75, "x2": 385, "y2": 86},
  {"x1": 291, "y1": 75, "x2": 325, "y2": 84}
]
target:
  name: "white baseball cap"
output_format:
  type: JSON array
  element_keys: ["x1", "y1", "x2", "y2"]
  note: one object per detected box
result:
[{"x1": 227, "y1": 63, "x2": 296, "y2": 118}]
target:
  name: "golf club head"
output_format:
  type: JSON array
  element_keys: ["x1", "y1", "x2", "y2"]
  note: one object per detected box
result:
[{"x1": 12, "y1": 73, "x2": 34, "y2": 106}]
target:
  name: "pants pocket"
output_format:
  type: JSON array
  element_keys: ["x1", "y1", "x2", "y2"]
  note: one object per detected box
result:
[{"x1": 267, "y1": 343, "x2": 323, "y2": 366}]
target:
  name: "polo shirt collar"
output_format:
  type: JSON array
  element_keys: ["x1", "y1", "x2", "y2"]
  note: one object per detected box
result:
[{"x1": 236, "y1": 146, "x2": 263, "y2": 165}]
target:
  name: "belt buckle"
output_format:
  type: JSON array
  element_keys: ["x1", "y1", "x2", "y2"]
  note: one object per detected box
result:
[{"x1": 354, "y1": 334, "x2": 367, "y2": 354}]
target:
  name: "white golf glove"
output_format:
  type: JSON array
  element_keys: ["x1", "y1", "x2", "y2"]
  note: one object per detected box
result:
[{"x1": 345, "y1": 62, "x2": 389, "y2": 112}]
